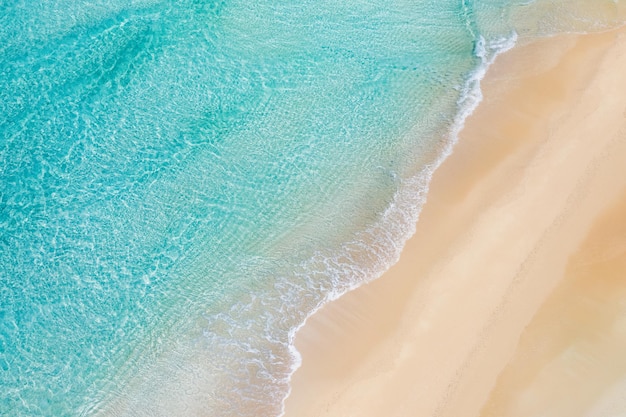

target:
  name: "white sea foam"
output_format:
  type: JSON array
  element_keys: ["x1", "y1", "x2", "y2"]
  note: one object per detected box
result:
[
  {"x1": 278, "y1": 30, "x2": 518, "y2": 417},
  {"x1": 91, "y1": 30, "x2": 520, "y2": 417}
]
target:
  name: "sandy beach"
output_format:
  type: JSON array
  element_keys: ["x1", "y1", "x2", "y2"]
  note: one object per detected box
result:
[{"x1": 283, "y1": 25, "x2": 626, "y2": 417}]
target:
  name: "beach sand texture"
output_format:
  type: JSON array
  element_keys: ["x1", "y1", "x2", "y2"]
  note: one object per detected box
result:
[{"x1": 284, "y1": 26, "x2": 626, "y2": 417}]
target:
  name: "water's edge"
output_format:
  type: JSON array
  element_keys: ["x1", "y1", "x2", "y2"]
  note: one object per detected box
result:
[{"x1": 278, "y1": 31, "x2": 518, "y2": 417}]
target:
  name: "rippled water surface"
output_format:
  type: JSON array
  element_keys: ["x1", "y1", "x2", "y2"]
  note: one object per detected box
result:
[{"x1": 1, "y1": 0, "x2": 624, "y2": 415}]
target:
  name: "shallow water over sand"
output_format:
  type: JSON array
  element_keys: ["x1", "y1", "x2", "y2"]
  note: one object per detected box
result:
[{"x1": 0, "y1": 1, "x2": 624, "y2": 415}]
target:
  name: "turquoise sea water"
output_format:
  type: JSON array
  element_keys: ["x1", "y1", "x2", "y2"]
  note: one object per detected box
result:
[{"x1": 0, "y1": 1, "x2": 623, "y2": 415}]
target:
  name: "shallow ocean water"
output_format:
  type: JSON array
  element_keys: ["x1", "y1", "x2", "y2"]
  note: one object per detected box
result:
[{"x1": 0, "y1": 0, "x2": 624, "y2": 415}]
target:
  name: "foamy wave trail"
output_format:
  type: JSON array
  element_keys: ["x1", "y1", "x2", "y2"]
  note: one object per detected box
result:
[{"x1": 0, "y1": 0, "x2": 623, "y2": 416}]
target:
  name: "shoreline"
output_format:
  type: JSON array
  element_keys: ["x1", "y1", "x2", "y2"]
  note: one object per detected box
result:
[{"x1": 283, "y1": 26, "x2": 626, "y2": 417}]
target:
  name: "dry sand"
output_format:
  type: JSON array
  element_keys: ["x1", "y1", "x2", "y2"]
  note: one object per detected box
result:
[{"x1": 283, "y1": 26, "x2": 626, "y2": 417}]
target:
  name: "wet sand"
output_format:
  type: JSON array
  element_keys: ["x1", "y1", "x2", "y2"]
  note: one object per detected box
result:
[{"x1": 283, "y1": 26, "x2": 626, "y2": 417}]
